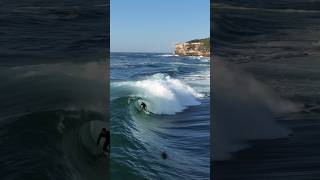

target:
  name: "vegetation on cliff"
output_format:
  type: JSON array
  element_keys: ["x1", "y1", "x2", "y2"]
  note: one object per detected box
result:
[
  {"x1": 175, "y1": 38, "x2": 210, "y2": 57},
  {"x1": 187, "y1": 38, "x2": 210, "y2": 52}
]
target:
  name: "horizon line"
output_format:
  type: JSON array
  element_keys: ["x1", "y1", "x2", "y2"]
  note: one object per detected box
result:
[{"x1": 110, "y1": 51, "x2": 173, "y2": 54}]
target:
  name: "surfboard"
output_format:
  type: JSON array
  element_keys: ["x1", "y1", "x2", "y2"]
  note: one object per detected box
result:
[
  {"x1": 135, "y1": 99, "x2": 150, "y2": 114},
  {"x1": 137, "y1": 106, "x2": 150, "y2": 115},
  {"x1": 143, "y1": 109, "x2": 150, "y2": 115}
]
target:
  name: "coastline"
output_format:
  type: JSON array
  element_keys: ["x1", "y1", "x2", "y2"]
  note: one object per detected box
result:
[{"x1": 175, "y1": 38, "x2": 210, "y2": 57}]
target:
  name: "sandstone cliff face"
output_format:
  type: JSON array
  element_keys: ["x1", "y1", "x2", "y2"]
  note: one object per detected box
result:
[{"x1": 175, "y1": 39, "x2": 210, "y2": 57}]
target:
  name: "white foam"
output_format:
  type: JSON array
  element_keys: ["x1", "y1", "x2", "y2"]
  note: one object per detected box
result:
[
  {"x1": 157, "y1": 54, "x2": 178, "y2": 57},
  {"x1": 112, "y1": 74, "x2": 203, "y2": 115},
  {"x1": 187, "y1": 56, "x2": 210, "y2": 61},
  {"x1": 182, "y1": 70, "x2": 210, "y2": 94}
]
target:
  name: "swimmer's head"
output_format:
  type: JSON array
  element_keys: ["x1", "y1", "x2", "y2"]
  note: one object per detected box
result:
[{"x1": 161, "y1": 152, "x2": 168, "y2": 160}]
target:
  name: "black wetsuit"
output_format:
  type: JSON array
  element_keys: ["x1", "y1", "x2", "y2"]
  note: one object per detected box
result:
[
  {"x1": 141, "y1": 102, "x2": 147, "y2": 111},
  {"x1": 97, "y1": 130, "x2": 110, "y2": 152}
]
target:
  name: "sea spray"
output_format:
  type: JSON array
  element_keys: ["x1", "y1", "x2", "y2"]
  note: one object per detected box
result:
[
  {"x1": 111, "y1": 73, "x2": 203, "y2": 115},
  {"x1": 213, "y1": 59, "x2": 301, "y2": 160}
]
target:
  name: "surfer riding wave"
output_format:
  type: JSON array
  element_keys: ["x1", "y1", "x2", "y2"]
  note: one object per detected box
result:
[
  {"x1": 97, "y1": 128, "x2": 110, "y2": 156},
  {"x1": 140, "y1": 102, "x2": 147, "y2": 112}
]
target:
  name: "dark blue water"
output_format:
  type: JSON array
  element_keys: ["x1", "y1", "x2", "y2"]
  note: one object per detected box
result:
[
  {"x1": 0, "y1": 1, "x2": 109, "y2": 180},
  {"x1": 110, "y1": 53, "x2": 210, "y2": 179},
  {"x1": 212, "y1": 0, "x2": 320, "y2": 179},
  {"x1": 0, "y1": 0, "x2": 108, "y2": 65}
]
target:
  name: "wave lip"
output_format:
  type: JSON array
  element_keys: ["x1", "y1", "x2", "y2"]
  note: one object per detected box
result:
[{"x1": 112, "y1": 73, "x2": 203, "y2": 115}]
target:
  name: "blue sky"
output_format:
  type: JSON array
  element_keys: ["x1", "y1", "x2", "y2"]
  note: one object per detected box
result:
[{"x1": 111, "y1": 0, "x2": 210, "y2": 53}]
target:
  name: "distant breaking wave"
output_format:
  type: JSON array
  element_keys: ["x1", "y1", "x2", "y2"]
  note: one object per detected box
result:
[{"x1": 157, "y1": 54, "x2": 179, "y2": 57}]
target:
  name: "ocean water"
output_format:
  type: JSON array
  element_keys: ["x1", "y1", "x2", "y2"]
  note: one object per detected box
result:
[
  {"x1": 110, "y1": 53, "x2": 210, "y2": 179},
  {"x1": 0, "y1": 1, "x2": 109, "y2": 180},
  {"x1": 212, "y1": 0, "x2": 320, "y2": 179}
]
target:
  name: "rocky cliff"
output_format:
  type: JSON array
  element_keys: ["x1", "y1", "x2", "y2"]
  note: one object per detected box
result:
[{"x1": 175, "y1": 38, "x2": 210, "y2": 57}]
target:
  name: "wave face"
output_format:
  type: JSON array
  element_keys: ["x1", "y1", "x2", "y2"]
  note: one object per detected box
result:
[
  {"x1": 110, "y1": 53, "x2": 210, "y2": 179},
  {"x1": 0, "y1": 1, "x2": 109, "y2": 179},
  {"x1": 0, "y1": 63, "x2": 108, "y2": 180}
]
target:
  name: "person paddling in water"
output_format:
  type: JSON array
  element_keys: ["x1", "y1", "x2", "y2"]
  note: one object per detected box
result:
[
  {"x1": 97, "y1": 128, "x2": 110, "y2": 154},
  {"x1": 140, "y1": 102, "x2": 147, "y2": 112}
]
